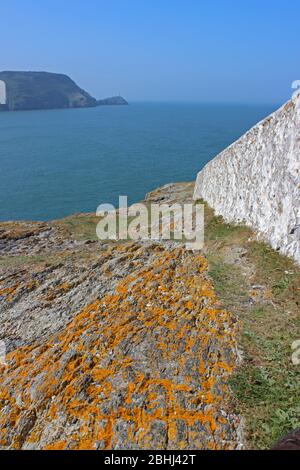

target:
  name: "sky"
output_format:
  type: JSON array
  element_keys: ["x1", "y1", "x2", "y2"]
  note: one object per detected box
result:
[{"x1": 1, "y1": 0, "x2": 299, "y2": 104}]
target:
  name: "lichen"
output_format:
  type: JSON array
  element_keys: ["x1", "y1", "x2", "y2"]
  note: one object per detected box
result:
[{"x1": 0, "y1": 246, "x2": 239, "y2": 449}]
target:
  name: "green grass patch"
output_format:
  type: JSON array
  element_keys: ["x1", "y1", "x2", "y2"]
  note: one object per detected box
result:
[
  {"x1": 205, "y1": 215, "x2": 248, "y2": 242},
  {"x1": 207, "y1": 254, "x2": 248, "y2": 310},
  {"x1": 201, "y1": 202, "x2": 300, "y2": 449},
  {"x1": 0, "y1": 254, "x2": 60, "y2": 268},
  {"x1": 55, "y1": 215, "x2": 100, "y2": 241}
]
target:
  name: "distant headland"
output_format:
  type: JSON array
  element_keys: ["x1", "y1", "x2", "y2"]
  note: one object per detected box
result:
[
  {"x1": 0, "y1": 71, "x2": 128, "y2": 111},
  {"x1": 97, "y1": 96, "x2": 128, "y2": 106}
]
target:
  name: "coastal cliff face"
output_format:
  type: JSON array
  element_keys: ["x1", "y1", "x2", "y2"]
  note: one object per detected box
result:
[
  {"x1": 0, "y1": 71, "x2": 129, "y2": 112},
  {"x1": 0, "y1": 71, "x2": 97, "y2": 111},
  {"x1": 194, "y1": 93, "x2": 300, "y2": 265}
]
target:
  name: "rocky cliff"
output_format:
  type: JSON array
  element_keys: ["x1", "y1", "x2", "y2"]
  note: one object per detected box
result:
[
  {"x1": 0, "y1": 71, "x2": 97, "y2": 111},
  {"x1": 194, "y1": 93, "x2": 300, "y2": 265}
]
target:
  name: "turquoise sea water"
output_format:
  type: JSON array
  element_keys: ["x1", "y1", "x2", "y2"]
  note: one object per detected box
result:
[{"x1": 0, "y1": 102, "x2": 276, "y2": 221}]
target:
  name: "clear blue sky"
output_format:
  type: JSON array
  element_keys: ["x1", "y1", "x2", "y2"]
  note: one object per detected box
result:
[{"x1": 1, "y1": 0, "x2": 299, "y2": 103}]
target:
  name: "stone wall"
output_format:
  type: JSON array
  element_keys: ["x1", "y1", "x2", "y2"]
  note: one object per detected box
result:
[{"x1": 194, "y1": 93, "x2": 300, "y2": 264}]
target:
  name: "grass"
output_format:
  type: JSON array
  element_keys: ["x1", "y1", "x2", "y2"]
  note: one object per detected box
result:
[
  {"x1": 206, "y1": 254, "x2": 248, "y2": 309},
  {"x1": 200, "y1": 200, "x2": 300, "y2": 449},
  {"x1": 0, "y1": 254, "x2": 62, "y2": 268},
  {"x1": 206, "y1": 214, "x2": 248, "y2": 242},
  {"x1": 55, "y1": 208, "x2": 193, "y2": 244},
  {"x1": 54, "y1": 214, "x2": 100, "y2": 241}
]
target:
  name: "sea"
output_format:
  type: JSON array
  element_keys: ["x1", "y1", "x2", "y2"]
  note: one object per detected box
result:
[{"x1": 0, "y1": 102, "x2": 277, "y2": 221}]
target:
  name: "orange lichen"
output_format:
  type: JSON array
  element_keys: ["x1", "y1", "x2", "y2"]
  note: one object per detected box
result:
[
  {"x1": 0, "y1": 246, "x2": 238, "y2": 450},
  {"x1": 45, "y1": 282, "x2": 73, "y2": 301},
  {"x1": 0, "y1": 284, "x2": 19, "y2": 301},
  {"x1": 44, "y1": 441, "x2": 67, "y2": 450}
]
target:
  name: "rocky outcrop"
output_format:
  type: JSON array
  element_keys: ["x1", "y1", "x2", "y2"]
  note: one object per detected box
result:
[
  {"x1": 0, "y1": 71, "x2": 97, "y2": 111},
  {"x1": 194, "y1": 93, "x2": 300, "y2": 264},
  {"x1": 0, "y1": 184, "x2": 240, "y2": 450},
  {"x1": 97, "y1": 96, "x2": 128, "y2": 106}
]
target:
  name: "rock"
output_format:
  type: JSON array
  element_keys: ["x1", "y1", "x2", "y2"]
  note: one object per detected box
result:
[
  {"x1": 0, "y1": 183, "x2": 241, "y2": 450},
  {"x1": 11, "y1": 410, "x2": 37, "y2": 449}
]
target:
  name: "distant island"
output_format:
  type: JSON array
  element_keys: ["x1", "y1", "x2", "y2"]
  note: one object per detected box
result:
[
  {"x1": 0, "y1": 71, "x2": 128, "y2": 111},
  {"x1": 97, "y1": 96, "x2": 128, "y2": 106}
]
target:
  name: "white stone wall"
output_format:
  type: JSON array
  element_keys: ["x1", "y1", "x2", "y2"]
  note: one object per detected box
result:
[
  {"x1": 194, "y1": 93, "x2": 300, "y2": 264},
  {"x1": 0, "y1": 80, "x2": 6, "y2": 105}
]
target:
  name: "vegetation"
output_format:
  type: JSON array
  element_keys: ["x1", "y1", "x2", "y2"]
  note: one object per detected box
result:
[
  {"x1": 55, "y1": 214, "x2": 100, "y2": 241},
  {"x1": 199, "y1": 200, "x2": 300, "y2": 449}
]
